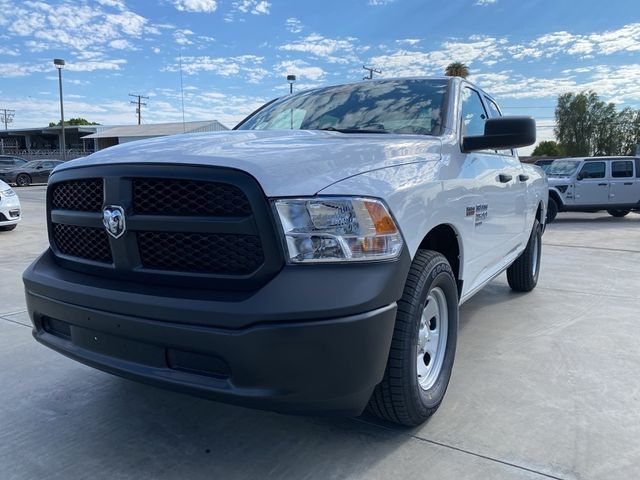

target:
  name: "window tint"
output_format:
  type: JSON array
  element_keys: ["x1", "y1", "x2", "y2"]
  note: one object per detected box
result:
[
  {"x1": 238, "y1": 79, "x2": 447, "y2": 136},
  {"x1": 611, "y1": 160, "x2": 633, "y2": 178},
  {"x1": 579, "y1": 162, "x2": 606, "y2": 179},
  {"x1": 41, "y1": 161, "x2": 55, "y2": 168},
  {"x1": 461, "y1": 88, "x2": 487, "y2": 137},
  {"x1": 636, "y1": 159, "x2": 640, "y2": 178}
]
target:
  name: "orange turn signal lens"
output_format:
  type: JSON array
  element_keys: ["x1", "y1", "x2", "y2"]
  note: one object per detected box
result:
[{"x1": 364, "y1": 200, "x2": 398, "y2": 234}]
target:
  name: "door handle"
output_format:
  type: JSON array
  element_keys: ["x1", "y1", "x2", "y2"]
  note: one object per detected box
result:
[
  {"x1": 624, "y1": 182, "x2": 633, "y2": 186},
  {"x1": 598, "y1": 183, "x2": 608, "y2": 186},
  {"x1": 518, "y1": 174, "x2": 529, "y2": 182},
  {"x1": 498, "y1": 174, "x2": 512, "y2": 183}
]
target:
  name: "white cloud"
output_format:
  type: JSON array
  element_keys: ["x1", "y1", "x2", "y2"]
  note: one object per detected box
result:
[
  {"x1": 172, "y1": 0, "x2": 218, "y2": 13},
  {"x1": 275, "y1": 59, "x2": 326, "y2": 82},
  {"x1": 396, "y1": 39, "x2": 421, "y2": 46},
  {"x1": 474, "y1": 0, "x2": 497, "y2": 5},
  {"x1": 174, "y1": 29, "x2": 195, "y2": 45},
  {"x1": 369, "y1": 0, "x2": 395, "y2": 5},
  {"x1": 165, "y1": 55, "x2": 269, "y2": 83},
  {"x1": 279, "y1": 33, "x2": 360, "y2": 64},
  {"x1": 285, "y1": 17, "x2": 303, "y2": 33},
  {"x1": 0, "y1": 46, "x2": 20, "y2": 56},
  {"x1": 234, "y1": 0, "x2": 271, "y2": 15}
]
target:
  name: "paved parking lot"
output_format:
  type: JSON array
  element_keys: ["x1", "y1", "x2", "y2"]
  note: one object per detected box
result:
[{"x1": 2, "y1": 186, "x2": 639, "y2": 480}]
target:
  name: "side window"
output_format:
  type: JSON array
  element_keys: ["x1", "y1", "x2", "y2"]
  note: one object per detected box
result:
[
  {"x1": 484, "y1": 96, "x2": 514, "y2": 156},
  {"x1": 41, "y1": 161, "x2": 55, "y2": 168},
  {"x1": 460, "y1": 88, "x2": 487, "y2": 137},
  {"x1": 484, "y1": 97, "x2": 502, "y2": 118},
  {"x1": 611, "y1": 161, "x2": 633, "y2": 178},
  {"x1": 636, "y1": 159, "x2": 640, "y2": 178},
  {"x1": 578, "y1": 162, "x2": 606, "y2": 179}
]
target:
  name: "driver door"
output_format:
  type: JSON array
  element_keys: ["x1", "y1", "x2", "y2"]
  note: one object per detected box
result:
[{"x1": 574, "y1": 161, "x2": 609, "y2": 205}]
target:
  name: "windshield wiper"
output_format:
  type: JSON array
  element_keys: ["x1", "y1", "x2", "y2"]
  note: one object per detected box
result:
[{"x1": 317, "y1": 127, "x2": 389, "y2": 134}]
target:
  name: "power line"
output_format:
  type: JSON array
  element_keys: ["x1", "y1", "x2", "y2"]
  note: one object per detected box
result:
[
  {"x1": 1, "y1": 109, "x2": 15, "y2": 131},
  {"x1": 129, "y1": 93, "x2": 148, "y2": 125}
]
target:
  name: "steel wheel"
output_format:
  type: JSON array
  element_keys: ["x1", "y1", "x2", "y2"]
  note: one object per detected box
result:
[{"x1": 417, "y1": 286, "x2": 449, "y2": 391}]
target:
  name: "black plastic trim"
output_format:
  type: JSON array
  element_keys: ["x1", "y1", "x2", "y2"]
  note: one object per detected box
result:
[{"x1": 47, "y1": 164, "x2": 285, "y2": 291}]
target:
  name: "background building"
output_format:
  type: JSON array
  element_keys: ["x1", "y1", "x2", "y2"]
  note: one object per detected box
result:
[{"x1": 0, "y1": 120, "x2": 228, "y2": 160}]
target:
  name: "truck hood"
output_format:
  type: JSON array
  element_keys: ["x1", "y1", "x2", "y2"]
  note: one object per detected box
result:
[{"x1": 58, "y1": 130, "x2": 442, "y2": 196}]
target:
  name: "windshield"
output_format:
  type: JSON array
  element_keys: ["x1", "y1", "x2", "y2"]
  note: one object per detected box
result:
[
  {"x1": 547, "y1": 159, "x2": 581, "y2": 176},
  {"x1": 237, "y1": 79, "x2": 448, "y2": 136}
]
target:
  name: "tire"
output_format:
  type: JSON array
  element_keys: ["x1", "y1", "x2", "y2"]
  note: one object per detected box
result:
[
  {"x1": 16, "y1": 174, "x2": 31, "y2": 187},
  {"x1": 0, "y1": 224, "x2": 17, "y2": 231},
  {"x1": 607, "y1": 209, "x2": 630, "y2": 218},
  {"x1": 367, "y1": 250, "x2": 459, "y2": 427},
  {"x1": 546, "y1": 197, "x2": 558, "y2": 223},
  {"x1": 507, "y1": 219, "x2": 542, "y2": 292}
]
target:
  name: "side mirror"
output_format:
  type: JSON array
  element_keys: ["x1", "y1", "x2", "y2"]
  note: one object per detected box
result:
[
  {"x1": 462, "y1": 116, "x2": 536, "y2": 152},
  {"x1": 577, "y1": 171, "x2": 587, "y2": 180}
]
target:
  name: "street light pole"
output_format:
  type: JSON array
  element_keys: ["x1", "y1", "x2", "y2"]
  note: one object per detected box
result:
[
  {"x1": 54, "y1": 58, "x2": 66, "y2": 161},
  {"x1": 287, "y1": 74, "x2": 296, "y2": 94}
]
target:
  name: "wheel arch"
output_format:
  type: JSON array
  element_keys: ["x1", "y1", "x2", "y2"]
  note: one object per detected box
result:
[
  {"x1": 417, "y1": 223, "x2": 463, "y2": 296},
  {"x1": 548, "y1": 189, "x2": 563, "y2": 210}
]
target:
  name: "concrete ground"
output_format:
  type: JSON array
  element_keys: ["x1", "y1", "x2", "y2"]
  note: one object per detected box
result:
[{"x1": 1, "y1": 186, "x2": 639, "y2": 480}]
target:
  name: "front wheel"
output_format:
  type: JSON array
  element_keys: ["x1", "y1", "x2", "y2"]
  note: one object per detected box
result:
[
  {"x1": 546, "y1": 197, "x2": 558, "y2": 223},
  {"x1": 367, "y1": 250, "x2": 459, "y2": 427},
  {"x1": 607, "y1": 209, "x2": 630, "y2": 218},
  {"x1": 507, "y1": 219, "x2": 542, "y2": 292}
]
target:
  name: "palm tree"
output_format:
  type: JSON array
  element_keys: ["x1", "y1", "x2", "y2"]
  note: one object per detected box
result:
[{"x1": 444, "y1": 62, "x2": 470, "y2": 78}]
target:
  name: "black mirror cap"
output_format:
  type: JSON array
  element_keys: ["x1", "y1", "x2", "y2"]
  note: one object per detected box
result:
[{"x1": 462, "y1": 116, "x2": 536, "y2": 152}]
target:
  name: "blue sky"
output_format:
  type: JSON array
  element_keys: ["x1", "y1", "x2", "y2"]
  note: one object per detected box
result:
[{"x1": 0, "y1": 0, "x2": 639, "y2": 152}]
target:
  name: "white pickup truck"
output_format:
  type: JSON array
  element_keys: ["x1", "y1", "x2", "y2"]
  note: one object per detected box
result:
[{"x1": 24, "y1": 77, "x2": 547, "y2": 426}]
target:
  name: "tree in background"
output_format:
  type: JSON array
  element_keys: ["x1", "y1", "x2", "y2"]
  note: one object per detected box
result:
[
  {"x1": 554, "y1": 91, "x2": 640, "y2": 156},
  {"x1": 531, "y1": 140, "x2": 563, "y2": 157},
  {"x1": 444, "y1": 62, "x2": 469, "y2": 78},
  {"x1": 48, "y1": 118, "x2": 100, "y2": 127}
]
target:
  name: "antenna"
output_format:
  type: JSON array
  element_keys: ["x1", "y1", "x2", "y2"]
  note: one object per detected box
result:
[
  {"x1": 179, "y1": 52, "x2": 186, "y2": 133},
  {"x1": 362, "y1": 65, "x2": 381, "y2": 80}
]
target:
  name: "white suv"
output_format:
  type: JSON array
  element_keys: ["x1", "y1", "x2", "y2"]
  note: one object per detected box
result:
[
  {"x1": 0, "y1": 179, "x2": 21, "y2": 231},
  {"x1": 24, "y1": 77, "x2": 547, "y2": 426},
  {"x1": 546, "y1": 156, "x2": 640, "y2": 221}
]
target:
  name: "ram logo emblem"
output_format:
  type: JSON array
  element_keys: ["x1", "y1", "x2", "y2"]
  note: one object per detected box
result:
[{"x1": 102, "y1": 205, "x2": 126, "y2": 239}]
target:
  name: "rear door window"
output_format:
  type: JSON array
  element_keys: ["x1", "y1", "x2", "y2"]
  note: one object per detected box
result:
[{"x1": 611, "y1": 160, "x2": 633, "y2": 178}]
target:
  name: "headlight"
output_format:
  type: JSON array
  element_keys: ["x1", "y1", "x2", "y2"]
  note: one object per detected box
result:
[
  {"x1": 273, "y1": 197, "x2": 403, "y2": 263},
  {"x1": 0, "y1": 188, "x2": 16, "y2": 198}
]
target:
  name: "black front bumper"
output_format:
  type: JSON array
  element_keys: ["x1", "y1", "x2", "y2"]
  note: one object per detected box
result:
[{"x1": 24, "y1": 249, "x2": 409, "y2": 415}]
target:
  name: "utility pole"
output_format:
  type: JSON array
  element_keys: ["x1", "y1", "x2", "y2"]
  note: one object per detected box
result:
[
  {"x1": 129, "y1": 94, "x2": 148, "y2": 125},
  {"x1": 1, "y1": 109, "x2": 15, "y2": 130},
  {"x1": 362, "y1": 65, "x2": 381, "y2": 80}
]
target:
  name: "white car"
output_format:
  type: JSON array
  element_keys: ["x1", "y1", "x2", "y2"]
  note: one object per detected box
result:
[
  {"x1": 24, "y1": 77, "x2": 547, "y2": 426},
  {"x1": 0, "y1": 179, "x2": 21, "y2": 231}
]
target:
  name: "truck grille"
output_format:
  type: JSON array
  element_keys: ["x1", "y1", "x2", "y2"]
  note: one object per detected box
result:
[
  {"x1": 51, "y1": 179, "x2": 103, "y2": 212},
  {"x1": 47, "y1": 165, "x2": 283, "y2": 291},
  {"x1": 53, "y1": 224, "x2": 113, "y2": 263},
  {"x1": 133, "y1": 178, "x2": 251, "y2": 216},
  {"x1": 138, "y1": 231, "x2": 264, "y2": 273}
]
